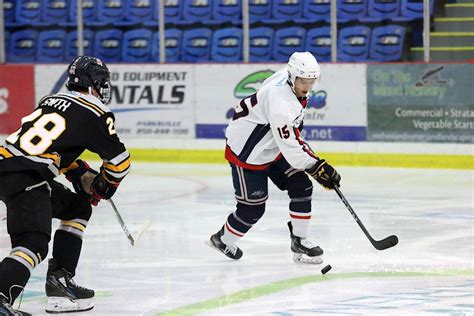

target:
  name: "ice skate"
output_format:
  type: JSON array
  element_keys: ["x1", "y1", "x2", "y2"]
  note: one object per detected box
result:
[
  {"x1": 288, "y1": 221, "x2": 323, "y2": 264},
  {"x1": 0, "y1": 294, "x2": 31, "y2": 316},
  {"x1": 206, "y1": 226, "x2": 243, "y2": 260},
  {"x1": 45, "y1": 259, "x2": 94, "y2": 314}
]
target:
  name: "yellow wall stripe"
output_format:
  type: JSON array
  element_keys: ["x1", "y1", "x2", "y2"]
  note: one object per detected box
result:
[{"x1": 80, "y1": 149, "x2": 473, "y2": 170}]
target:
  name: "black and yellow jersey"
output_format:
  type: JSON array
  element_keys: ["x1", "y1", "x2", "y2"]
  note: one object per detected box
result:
[{"x1": 0, "y1": 91, "x2": 130, "y2": 183}]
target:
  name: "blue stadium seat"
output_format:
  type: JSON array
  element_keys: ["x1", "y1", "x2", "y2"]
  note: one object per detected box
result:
[
  {"x1": 361, "y1": 0, "x2": 400, "y2": 22},
  {"x1": 295, "y1": 0, "x2": 330, "y2": 23},
  {"x1": 36, "y1": 29, "x2": 66, "y2": 63},
  {"x1": 7, "y1": 30, "x2": 38, "y2": 62},
  {"x1": 95, "y1": 0, "x2": 124, "y2": 26},
  {"x1": 122, "y1": 29, "x2": 152, "y2": 63},
  {"x1": 181, "y1": 28, "x2": 212, "y2": 62},
  {"x1": 273, "y1": 27, "x2": 306, "y2": 62},
  {"x1": 212, "y1": 0, "x2": 241, "y2": 24},
  {"x1": 94, "y1": 29, "x2": 123, "y2": 62},
  {"x1": 249, "y1": 27, "x2": 274, "y2": 62},
  {"x1": 369, "y1": 25, "x2": 405, "y2": 61},
  {"x1": 270, "y1": 0, "x2": 303, "y2": 23},
  {"x1": 4, "y1": 0, "x2": 17, "y2": 26},
  {"x1": 68, "y1": 0, "x2": 96, "y2": 25},
  {"x1": 211, "y1": 27, "x2": 242, "y2": 62},
  {"x1": 65, "y1": 30, "x2": 94, "y2": 62},
  {"x1": 15, "y1": 0, "x2": 44, "y2": 26},
  {"x1": 249, "y1": 0, "x2": 272, "y2": 23},
  {"x1": 162, "y1": 0, "x2": 182, "y2": 24},
  {"x1": 41, "y1": 0, "x2": 70, "y2": 25},
  {"x1": 338, "y1": 25, "x2": 371, "y2": 61},
  {"x1": 151, "y1": 29, "x2": 182, "y2": 62},
  {"x1": 393, "y1": 0, "x2": 434, "y2": 21},
  {"x1": 337, "y1": 0, "x2": 368, "y2": 22},
  {"x1": 181, "y1": 0, "x2": 212, "y2": 24},
  {"x1": 305, "y1": 27, "x2": 331, "y2": 62},
  {"x1": 122, "y1": 0, "x2": 153, "y2": 25}
]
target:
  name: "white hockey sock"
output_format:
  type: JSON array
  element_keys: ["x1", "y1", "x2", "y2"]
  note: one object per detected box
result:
[
  {"x1": 290, "y1": 217, "x2": 311, "y2": 238},
  {"x1": 221, "y1": 223, "x2": 243, "y2": 245}
]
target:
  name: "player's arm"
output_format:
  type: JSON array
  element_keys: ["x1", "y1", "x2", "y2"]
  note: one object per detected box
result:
[
  {"x1": 269, "y1": 105, "x2": 340, "y2": 189},
  {"x1": 86, "y1": 112, "x2": 131, "y2": 202}
]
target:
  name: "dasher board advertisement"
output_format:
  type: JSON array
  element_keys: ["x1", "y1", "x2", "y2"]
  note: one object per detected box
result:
[
  {"x1": 0, "y1": 65, "x2": 35, "y2": 134},
  {"x1": 35, "y1": 64, "x2": 195, "y2": 139},
  {"x1": 367, "y1": 64, "x2": 474, "y2": 144},
  {"x1": 194, "y1": 64, "x2": 367, "y2": 141}
]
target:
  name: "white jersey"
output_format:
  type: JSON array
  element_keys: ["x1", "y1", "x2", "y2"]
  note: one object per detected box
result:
[{"x1": 225, "y1": 68, "x2": 319, "y2": 171}]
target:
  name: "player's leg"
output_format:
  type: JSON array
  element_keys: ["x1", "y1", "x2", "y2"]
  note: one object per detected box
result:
[
  {"x1": 269, "y1": 159, "x2": 323, "y2": 264},
  {"x1": 45, "y1": 181, "x2": 94, "y2": 313},
  {"x1": 0, "y1": 172, "x2": 51, "y2": 315},
  {"x1": 208, "y1": 164, "x2": 268, "y2": 260}
]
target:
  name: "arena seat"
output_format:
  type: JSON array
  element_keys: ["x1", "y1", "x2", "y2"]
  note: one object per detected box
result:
[
  {"x1": 151, "y1": 29, "x2": 182, "y2": 62},
  {"x1": 211, "y1": 27, "x2": 243, "y2": 62},
  {"x1": 7, "y1": 30, "x2": 38, "y2": 62},
  {"x1": 306, "y1": 27, "x2": 331, "y2": 62},
  {"x1": 122, "y1": 28, "x2": 152, "y2": 63},
  {"x1": 273, "y1": 27, "x2": 306, "y2": 62},
  {"x1": 249, "y1": 27, "x2": 274, "y2": 62},
  {"x1": 65, "y1": 30, "x2": 94, "y2": 61},
  {"x1": 181, "y1": 28, "x2": 213, "y2": 62},
  {"x1": 369, "y1": 25, "x2": 405, "y2": 61},
  {"x1": 338, "y1": 25, "x2": 371, "y2": 61},
  {"x1": 94, "y1": 29, "x2": 123, "y2": 62},
  {"x1": 36, "y1": 29, "x2": 67, "y2": 63}
]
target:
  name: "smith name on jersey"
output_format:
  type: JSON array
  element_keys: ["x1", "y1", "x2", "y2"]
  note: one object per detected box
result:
[
  {"x1": 225, "y1": 68, "x2": 318, "y2": 171},
  {"x1": 0, "y1": 91, "x2": 130, "y2": 183}
]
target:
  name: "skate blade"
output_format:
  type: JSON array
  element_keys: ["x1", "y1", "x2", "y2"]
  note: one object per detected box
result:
[
  {"x1": 293, "y1": 253, "x2": 323, "y2": 265},
  {"x1": 45, "y1": 297, "x2": 93, "y2": 314}
]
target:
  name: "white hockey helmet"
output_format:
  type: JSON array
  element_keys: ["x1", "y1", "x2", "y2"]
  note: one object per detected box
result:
[{"x1": 287, "y1": 52, "x2": 320, "y2": 89}]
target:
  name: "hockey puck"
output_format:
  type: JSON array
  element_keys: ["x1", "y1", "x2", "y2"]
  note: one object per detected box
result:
[{"x1": 321, "y1": 265, "x2": 332, "y2": 274}]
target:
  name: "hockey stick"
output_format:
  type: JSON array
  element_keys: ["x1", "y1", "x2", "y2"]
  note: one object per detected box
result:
[
  {"x1": 109, "y1": 199, "x2": 135, "y2": 246},
  {"x1": 334, "y1": 186, "x2": 398, "y2": 251}
]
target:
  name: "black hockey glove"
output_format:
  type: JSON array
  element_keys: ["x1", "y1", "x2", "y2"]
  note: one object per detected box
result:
[
  {"x1": 90, "y1": 171, "x2": 119, "y2": 201},
  {"x1": 65, "y1": 160, "x2": 100, "y2": 205},
  {"x1": 306, "y1": 159, "x2": 341, "y2": 190}
]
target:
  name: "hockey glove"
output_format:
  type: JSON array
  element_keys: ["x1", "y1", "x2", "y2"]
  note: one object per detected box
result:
[
  {"x1": 306, "y1": 159, "x2": 341, "y2": 190},
  {"x1": 65, "y1": 160, "x2": 100, "y2": 206},
  {"x1": 90, "y1": 171, "x2": 119, "y2": 201}
]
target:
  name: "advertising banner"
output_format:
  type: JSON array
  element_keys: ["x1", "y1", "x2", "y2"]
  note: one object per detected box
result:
[
  {"x1": 367, "y1": 64, "x2": 474, "y2": 143},
  {"x1": 35, "y1": 64, "x2": 195, "y2": 138},
  {"x1": 0, "y1": 65, "x2": 35, "y2": 134},
  {"x1": 195, "y1": 64, "x2": 367, "y2": 141}
]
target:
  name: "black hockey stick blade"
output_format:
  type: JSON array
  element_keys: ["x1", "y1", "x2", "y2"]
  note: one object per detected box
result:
[
  {"x1": 373, "y1": 235, "x2": 398, "y2": 250},
  {"x1": 334, "y1": 185, "x2": 398, "y2": 251}
]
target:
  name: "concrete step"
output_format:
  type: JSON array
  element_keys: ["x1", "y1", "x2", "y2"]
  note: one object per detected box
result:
[
  {"x1": 410, "y1": 46, "x2": 474, "y2": 61},
  {"x1": 434, "y1": 17, "x2": 474, "y2": 31},
  {"x1": 445, "y1": 3, "x2": 474, "y2": 17},
  {"x1": 430, "y1": 32, "x2": 474, "y2": 46}
]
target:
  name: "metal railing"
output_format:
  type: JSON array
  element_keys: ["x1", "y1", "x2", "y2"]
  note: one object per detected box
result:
[{"x1": 0, "y1": 0, "x2": 432, "y2": 64}]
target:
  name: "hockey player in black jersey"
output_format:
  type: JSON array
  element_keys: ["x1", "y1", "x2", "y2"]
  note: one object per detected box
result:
[{"x1": 0, "y1": 56, "x2": 131, "y2": 315}]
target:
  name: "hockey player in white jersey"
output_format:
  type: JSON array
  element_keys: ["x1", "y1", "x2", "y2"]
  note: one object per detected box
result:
[{"x1": 207, "y1": 52, "x2": 341, "y2": 264}]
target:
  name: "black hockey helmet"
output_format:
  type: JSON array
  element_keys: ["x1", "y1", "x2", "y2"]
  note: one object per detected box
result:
[{"x1": 66, "y1": 56, "x2": 112, "y2": 104}]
